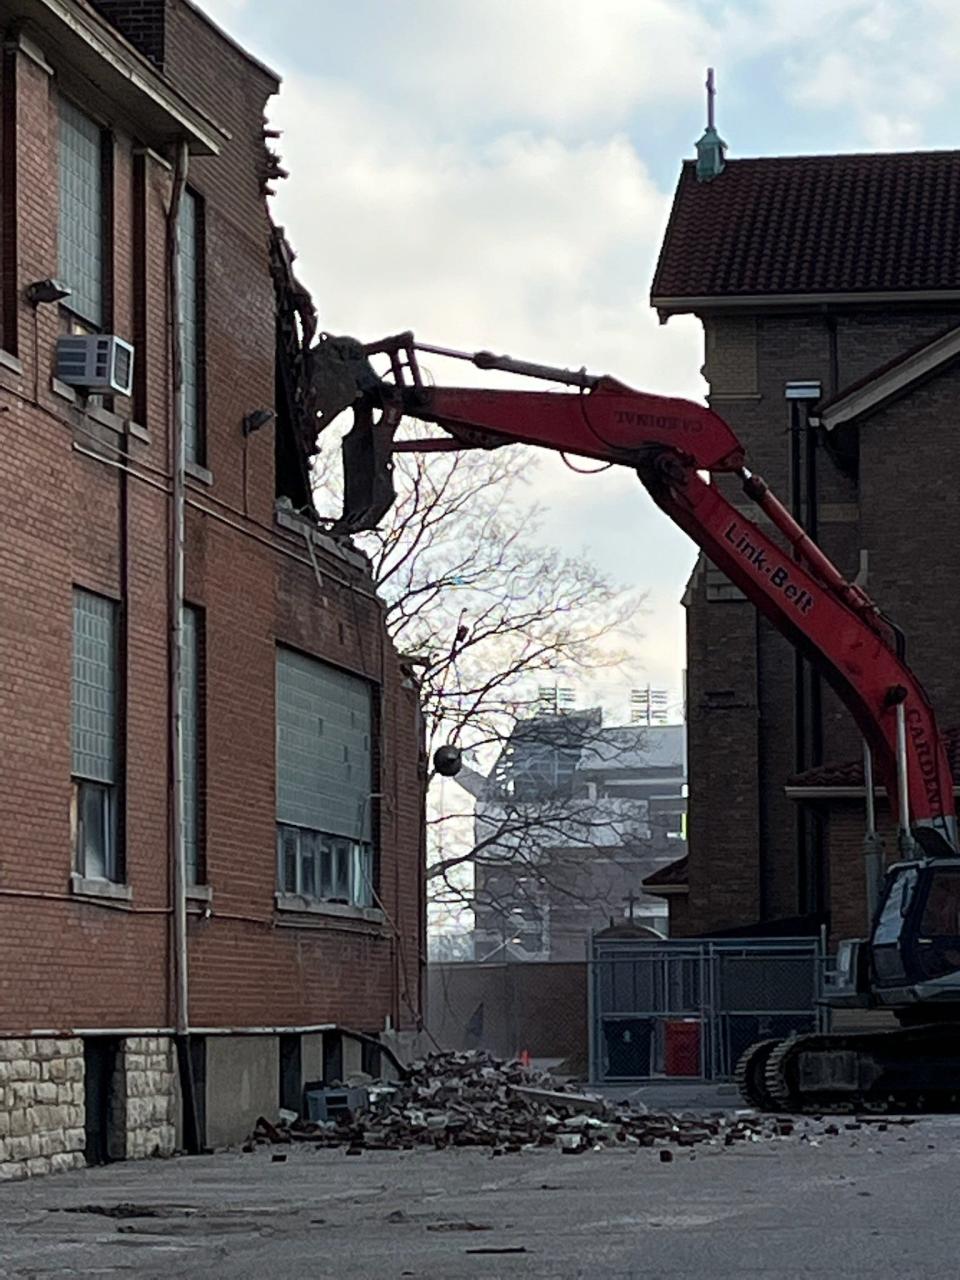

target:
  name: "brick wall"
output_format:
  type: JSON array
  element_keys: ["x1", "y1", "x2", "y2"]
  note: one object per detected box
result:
[
  {"x1": 858, "y1": 362, "x2": 960, "y2": 723},
  {"x1": 685, "y1": 306, "x2": 960, "y2": 936},
  {"x1": 88, "y1": 2, "x2": 166, "y2": 67},
  {"x1": 0, "y1": 2, "x2": 424, "y2": 1055},
  {"x1": 821, "y1": 799, "x2": 901, "y2": 950}
]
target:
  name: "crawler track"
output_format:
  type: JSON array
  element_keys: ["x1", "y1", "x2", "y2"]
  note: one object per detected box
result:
[{"x1": 736, "y1": 1025, "x2": 960, "y2": 1113}]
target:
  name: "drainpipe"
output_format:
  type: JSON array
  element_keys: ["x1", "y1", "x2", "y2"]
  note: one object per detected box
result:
[
  {"x1": 786, "y1": 381, "x2": 824, "y2": 918},
  {"x1": 894, "y1": 700, "x2": 917, "y2": 860},
  {"x1": 166, "y1": 140, "x2": 201, "y2": 1153},
  {"x1": 862, "y1": 741, "x2": 883, "y2": 926}
]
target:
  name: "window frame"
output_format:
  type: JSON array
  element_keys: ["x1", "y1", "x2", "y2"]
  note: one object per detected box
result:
[
  {"x1": 1, "y1": 48, "x2": 19, "y2": 356},
  {"x1": 275, "y1": 823, "x2": 375, "y2": 909},
  {"x1": 275, "y1": 645, "x2": 378, "y2": 910},
  {"x1": 57, "y1": 96, "x2": 111, "y2": 331},
  {"x1": 71, "y1": 588, "x2": 123, "y2": 884},
  {"x1": 178, "y1": 186, "x2": 206, "y2": 466},
  {"x1": 181, "y1": 603, "x2": 206, "y2": 886}
]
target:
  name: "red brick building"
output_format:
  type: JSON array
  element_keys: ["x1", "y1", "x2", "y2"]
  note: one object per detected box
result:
[
  {"x1": 645, "y1": 139, "x2": 960, "y2": 946},
  {"x1": 0, "y1": 0, "x2": 425, "y2": 1179}
]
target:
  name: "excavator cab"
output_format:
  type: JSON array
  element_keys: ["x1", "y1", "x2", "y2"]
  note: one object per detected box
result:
[{"x1": 868, "y1": 861, "x2": 960, "y2": 1003}]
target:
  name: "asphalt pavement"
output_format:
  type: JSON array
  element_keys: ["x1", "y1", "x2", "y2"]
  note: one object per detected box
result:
[{"x1": 2, "y1": 1112, "x2": 959, "y2": 1278}]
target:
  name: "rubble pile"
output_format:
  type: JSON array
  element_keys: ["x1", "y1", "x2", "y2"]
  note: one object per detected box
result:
[{"x1": 247, "y1": 1050, "x2": 857, "y2": 1157}]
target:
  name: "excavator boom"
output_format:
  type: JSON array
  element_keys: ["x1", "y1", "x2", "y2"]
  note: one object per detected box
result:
[
  {"x1": 312, "y1": 329, "x2": 960, "y2": 1112},
  {"x1": 318, "y1": 331, "x2": 957, "y2": 856}
]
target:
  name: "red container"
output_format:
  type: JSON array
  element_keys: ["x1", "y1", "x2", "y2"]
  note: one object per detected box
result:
[{"x1": 664, "y1": 1018, "x2": 700, "y2": 1076}]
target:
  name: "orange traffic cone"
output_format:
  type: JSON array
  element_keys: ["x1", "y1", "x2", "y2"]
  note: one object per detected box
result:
[{"x1": 519, "y1": 1048, "x2": 531, "y2": 1068}]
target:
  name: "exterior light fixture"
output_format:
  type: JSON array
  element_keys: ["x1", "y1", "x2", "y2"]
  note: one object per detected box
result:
[
  {"x1": 433, "y1": 744, "x2": 463, "y2": 777},
  {"x1": 26, "y1": 278, "x2": 71, "y2": 305},
  {"x1": 243, "y1": 408, "x2": 275, "y2": 436}
]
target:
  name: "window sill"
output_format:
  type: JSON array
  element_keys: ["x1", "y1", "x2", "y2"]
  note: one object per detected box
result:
[
  {"x1": 0, "y1": 349, "x2": 23, "y2": 377},
  {"x1": 186, "y1": 884, "x2": 212, "y2": 902},
  {"x1": 127, "y1": 420, "x2": 150, "y2": 444},
  {"x1": 51, "y1": 377, "x2": 79, "y2": 405},
  {"x1": 707, "y1": 391, "x2": 763, "y2": 403},
  {"x1": 274, "y1": 893, "x2": 383, "y2": 925},
  {"x1": 185, "y1": 460, "x2": 213, "y2": 485},
  {"x1": 70, "y1": 873, "x2": 132, "y2": 903},
  {"x1": 87, "y1": 403, "x2": 126, "y2": 435}
]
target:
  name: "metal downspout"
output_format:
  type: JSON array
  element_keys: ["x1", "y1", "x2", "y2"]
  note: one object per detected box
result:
[
  {"x1": 166, "y1": 140, "x2": 201, "y2": 1153},
  {"x1": 894, "y1": 702, "x2": 917, "y2": 859},
  {"x1": 862, "y1": 741, "x2": 883, "y2": 925}
]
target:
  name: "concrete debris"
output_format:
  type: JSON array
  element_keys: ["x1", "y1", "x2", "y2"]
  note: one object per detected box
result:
[{"x1": 248, "y1": 1050, "x2": 877, "y2": 1158}]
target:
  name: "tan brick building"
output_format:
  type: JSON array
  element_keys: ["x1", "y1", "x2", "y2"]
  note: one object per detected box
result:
[
  {"x1": 0, "y1": 0, "x2": 425, "y2": 1179},
  {"x1": 645, "y1": 144, "x2": 960, "y2": 945}
]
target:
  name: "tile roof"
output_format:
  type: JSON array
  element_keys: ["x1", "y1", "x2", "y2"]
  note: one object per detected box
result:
[
  {"x1": 789, "y1": 726, "x2": 960, "y2": 788},
  {"x1": 652, "y1": 151, "x2": 960, "y2": 304}
]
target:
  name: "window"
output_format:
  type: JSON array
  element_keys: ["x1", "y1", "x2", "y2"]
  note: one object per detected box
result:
[
  {"x1": 72, "y1": 590, "x2": 120, "y2": 881},
  {"x1": 276, "y1": 648, "x2": 376, "y2": 908},
  {"x1": 182, "y1": 606, "x2": 204, "y2": 885},
  {"x1": 178, "y1": 189, "x2": 204, "y2": 464},
  {"x1": 1, "y1": 50, "x2": 19, "y2": 354},
  {"x1": 58, "y1": 99, "x2": 105, "y2": 327}
]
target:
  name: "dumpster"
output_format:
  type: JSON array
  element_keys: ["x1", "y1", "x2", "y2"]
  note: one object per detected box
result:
[
  {"x1": 664, "y1": 1018, "x2": 700, "y2": 1076},
  {"x1": 602, "y1": 1017, "x2": 654, "y2": 1078}
]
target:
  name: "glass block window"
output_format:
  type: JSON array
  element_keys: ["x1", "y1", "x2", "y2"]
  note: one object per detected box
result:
[
  {"x1": 276, "y1": 648, "x2": 376, "y2": 907},
  {"x1": 181, "y1": 606, "x2": 203, "y2": 885},
  {"x1": 72, "y1": 590, "x2": 119, "y2": 881},
  {"x1": 58, "y1": 99, "x2": 103, "y2": 327},
  {"x1": 178, "y1": 190, "x2": 203, "y2": 464},
  {"x1": 72, "y1": 590, "x2": 117, "y2": 784}
]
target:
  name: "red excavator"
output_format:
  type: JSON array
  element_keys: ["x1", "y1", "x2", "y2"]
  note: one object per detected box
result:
[{"x1": 312, "y1": 331, "x2": 960, "y2": 1112}]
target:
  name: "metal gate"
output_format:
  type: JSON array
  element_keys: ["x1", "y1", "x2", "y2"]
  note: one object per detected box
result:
[{"x1": 589, "y1": 937, "x2": 827, "y2": 1083}]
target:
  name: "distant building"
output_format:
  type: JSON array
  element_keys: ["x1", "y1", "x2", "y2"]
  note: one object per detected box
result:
[{"x1": 469, "y1": 711, "x2": 686, "y2": 960}]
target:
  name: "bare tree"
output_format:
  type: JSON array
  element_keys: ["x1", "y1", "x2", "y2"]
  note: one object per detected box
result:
[{"x1": 313, "y1": 434, "x2": 649, "y2": 931}]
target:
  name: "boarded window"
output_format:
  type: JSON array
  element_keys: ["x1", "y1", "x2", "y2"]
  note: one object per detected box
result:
[
  {"x1": 72, "y1": 590, "x2": 119, "y2": 880},
  {"x1": 703, "y1": 318, "x2": 758, "y2": 397},
  {"x1": 58, "y1": 99, "x2": 103, "y2": 327},
  {"x1": 182, "y1": 605, "x2": 203, "y2": 885},
  {"x1": 276, "y1": 648, "x2": 376, "y2": 907},
  {"x1": 178, "y1": 189, "x2": 203, "y2": 464}
]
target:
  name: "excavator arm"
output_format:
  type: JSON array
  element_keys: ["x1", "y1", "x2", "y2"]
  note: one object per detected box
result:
[{"x1": 316, "y1": 331, "x2": 957, "y2": 857}]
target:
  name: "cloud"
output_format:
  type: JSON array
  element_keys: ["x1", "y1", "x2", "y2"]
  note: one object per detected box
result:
[
  {"x1": 266, "y1": 57, "x2": 707, "y2": 708},
  {"x1": 729, "y1": 0, "x2": 960, "y2": 150},
  {"x1": 358, "y1": 0, "x2": 713, "y2": 131},
  {"x1": 195, "y1": 0, "x2": 249, "y2": 16},
  {"x1": 270, "y1": 77, "x2": 702, "y2": 393}
]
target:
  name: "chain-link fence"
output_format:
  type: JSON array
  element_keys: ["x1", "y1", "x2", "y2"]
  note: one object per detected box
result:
[
  {"x1": 427, "y1": 939, "x2": 827, "y2": 1085},
  {"x1": 590, "y1": 938, "x2": 828, "y2": 1083}
]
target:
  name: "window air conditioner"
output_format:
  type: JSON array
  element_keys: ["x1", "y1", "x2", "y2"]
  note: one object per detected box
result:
[{"x1": 56, "y1": 335, "x2": 135, "y2": 396}]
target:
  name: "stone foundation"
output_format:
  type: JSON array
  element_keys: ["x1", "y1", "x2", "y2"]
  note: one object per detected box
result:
[
  {"x1": 0, "y1": 1038, "x2": 86, "y2": 1182},
  {"x1": 0, "y1": 1035, "x2": 178, "y2": 1181},
  {"x1": 119, "y1": 1037, "x2": 177, "y2": 1159}
]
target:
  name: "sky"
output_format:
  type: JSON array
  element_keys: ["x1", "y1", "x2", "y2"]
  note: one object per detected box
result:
[{"x1": 199, "y1": 0, "x2": 960, "y2": 723}]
